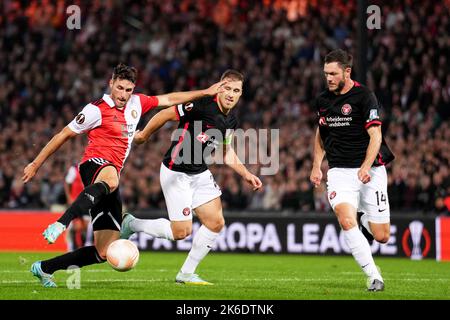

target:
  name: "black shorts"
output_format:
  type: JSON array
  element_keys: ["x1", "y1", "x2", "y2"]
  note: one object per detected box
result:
[{"x1": 79, "y1": 158, "x2": 122, "y2": 232}]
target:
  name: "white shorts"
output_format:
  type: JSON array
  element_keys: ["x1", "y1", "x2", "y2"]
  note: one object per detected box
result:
[
  {"x1": 160, "y1": 163, "x2": 222, "y2": 221},
  {"x1": 326, "y1": 166, "x2": 390, "y2": 224}
]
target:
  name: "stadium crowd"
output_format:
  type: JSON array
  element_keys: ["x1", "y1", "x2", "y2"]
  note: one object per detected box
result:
[{"x1": 0, "y1": 0, "x2": 449, "y2": 215}]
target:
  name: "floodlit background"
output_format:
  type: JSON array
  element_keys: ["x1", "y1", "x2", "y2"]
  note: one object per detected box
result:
[{"x1": 0, "y1": 0, "x2": 449, "y2": 299}]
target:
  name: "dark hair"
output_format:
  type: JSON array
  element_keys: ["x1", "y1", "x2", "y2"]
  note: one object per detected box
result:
[
  {"x1": 112, "y1": 63, "x2": 137, "y2": 83},
  {"x1": 220, "y1": 69, "x2": 244, "y2": 82},
  {"x1": 324, "y1": 49, "x2": 353, "y2": 70}
]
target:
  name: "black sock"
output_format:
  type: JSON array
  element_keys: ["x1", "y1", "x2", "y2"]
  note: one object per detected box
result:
[
  {"x1": 357, "y1": 212, "x2": 374, "y2": 244},
  {"x1": 58, "y1": 182, "x2": 110, "y2": 226},
  {"x1": 41, "y1": 246, "x2": 105, "y2": 274}
]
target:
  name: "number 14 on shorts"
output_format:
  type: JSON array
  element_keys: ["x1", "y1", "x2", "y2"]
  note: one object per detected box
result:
[{"x1": 375, "y1": 191, "x2": 387, "y2": 212}]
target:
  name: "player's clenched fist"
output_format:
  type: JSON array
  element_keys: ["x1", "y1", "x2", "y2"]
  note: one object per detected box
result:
[
  {"x1": 245, "y1": 173, "x2": 263, "y2": 191},
  {"x1": 358, "y1": 167, "x2": 371, "y2": 184},
  {"x1": 310, "y1": 166, "x2": 322, "y2": 188}
]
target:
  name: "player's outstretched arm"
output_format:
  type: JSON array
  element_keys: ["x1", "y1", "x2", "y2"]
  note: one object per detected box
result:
[
  {"x1": 155, "y1": 80, "x2": 227, "y2": 107},
  {"x1": 22, "y1": 126, "x2": 78, "y2": 183},
  {"x1": 134, "y1": 107, "x2": 179, "y2": 145},
  {"x1": 310, "y1": 127, "x2": 325, "y2": 188},
  {"x1": 223, "y1": 145, "x2": 262, "y2": 191}
]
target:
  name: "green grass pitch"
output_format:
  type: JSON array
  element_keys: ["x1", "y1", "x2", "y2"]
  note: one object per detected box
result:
[{"x1": 1, "y1": 252, "x2": 449, "y2": 300}]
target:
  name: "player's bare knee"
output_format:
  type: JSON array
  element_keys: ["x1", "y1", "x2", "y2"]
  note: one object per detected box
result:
[
  {"x1": 207, "y1": 217, "x2": 225, "y2": 233},
  {"x1": 338, "y1": 217, "x2": 356, "y2": 230},
  {"x1": 172, "y1": 227, "x2": 192, "y2": 240},
  {"x1": 173, "y1": 231, "x2": 190, "y2": 240},
  {"x1": 374, "y1": 231, "x2": 390, "y2": 243},
  {"x1": 378, "y1": 237, "x2": 389, "y2": 244}
]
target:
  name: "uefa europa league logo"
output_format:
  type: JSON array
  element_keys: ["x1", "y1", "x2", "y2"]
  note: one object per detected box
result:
[{"x1": 409, "y1": 221, "x2": 424, "y2": 260}]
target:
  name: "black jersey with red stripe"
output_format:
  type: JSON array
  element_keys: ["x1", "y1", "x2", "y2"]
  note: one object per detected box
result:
[
  {"x1": 162, "y1": 96, "x2": 238, "y2": 174},
  {"x1": 315, "y1": 82, "x2": 394, "y2": 168}
]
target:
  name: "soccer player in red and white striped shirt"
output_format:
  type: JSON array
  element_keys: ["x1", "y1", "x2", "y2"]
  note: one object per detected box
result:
[{"x1": 23, "y1": 63, "x2": 226, "y2": 287}]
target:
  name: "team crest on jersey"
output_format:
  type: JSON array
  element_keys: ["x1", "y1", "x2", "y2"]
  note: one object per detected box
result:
[
  {"x1": 329, "y1": 191, "x2": 336, "y2": 200},
  {"x1": 131, "y1": 110, "x2": 138, "y2": 119},
  {"x1": 185, "y1": 102, "x2": 193, "y2": 111},
  {"x1": 369, "y1": 109, "x2": 379, "y2": 120},
  {"x1": 182, "y1": 207, "x2": 191, "y2": 216},
  {"x1": 341, "y1": 104, "x2": 352, "y2": 115},
  {"x1": 196, "y1": 132, "x2": 210, "y2": 143},
  {"x1": 75, "y1": 113, "x2": 85, "y2": 124},
  {"x1": 319, "y1": 116, "x2": 327, "y2": 126}
]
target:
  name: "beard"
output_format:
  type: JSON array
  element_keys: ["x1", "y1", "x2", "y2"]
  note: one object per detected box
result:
[{"x1": 332, "y1": 79, "x2": 346, "y2": 94}]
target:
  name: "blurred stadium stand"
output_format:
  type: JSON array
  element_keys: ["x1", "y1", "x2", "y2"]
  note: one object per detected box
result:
[{"x1": 0, "y1": 0, "x2": 449, "y2": 216}]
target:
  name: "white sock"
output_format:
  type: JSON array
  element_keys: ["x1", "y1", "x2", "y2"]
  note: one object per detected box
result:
[
  {"x1": 130, "y1": 218, "x2": 174, "y2": 241},
  {"x1": 181, "y1": 225, "x2": 219, "y2": 274},
  {"x1": 343, "y1": 226, "x2": 382, "y2": 281},
  {"x1": 360, "y1": 213, "x2": 373, "y2": 235}
]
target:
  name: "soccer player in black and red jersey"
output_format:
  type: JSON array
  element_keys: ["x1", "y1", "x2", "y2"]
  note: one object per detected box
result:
[
  {"x1": 22, "y1": 63, "x2": 226, "y2": 287},
  {"x1": 120, "y1": 70, "x2": 262, "y2": 285},
  {"x1": 310, "y1": 49, "x2": 395, "y2": 292}
]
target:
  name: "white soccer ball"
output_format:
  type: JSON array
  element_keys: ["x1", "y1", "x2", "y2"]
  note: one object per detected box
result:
[{"x1": 106, "y1": 239, "x2": 139, "y2": 272}]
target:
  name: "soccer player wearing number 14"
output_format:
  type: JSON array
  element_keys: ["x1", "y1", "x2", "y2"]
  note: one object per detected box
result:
[{"x1": 310, "y1": 50, "x2": 395, "y2": 292}]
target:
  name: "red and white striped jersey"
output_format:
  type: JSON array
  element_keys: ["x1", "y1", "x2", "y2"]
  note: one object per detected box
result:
[{"x1": 68, "y1": 93, "x2": 158, "y2": 171}]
